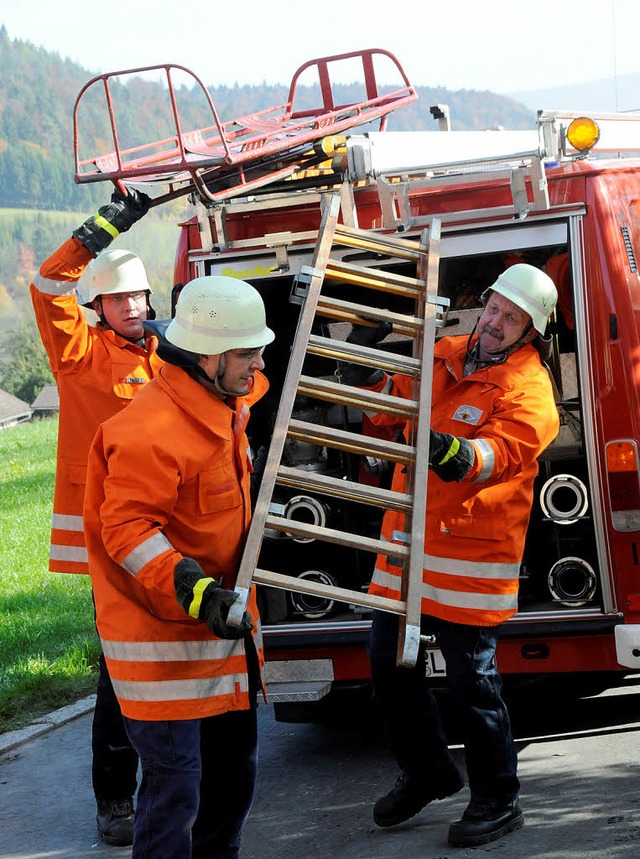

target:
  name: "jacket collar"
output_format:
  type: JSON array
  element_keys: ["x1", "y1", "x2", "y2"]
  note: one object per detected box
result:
[
  {"x1": 98, "y1": 323, "x2": 157, "y2": 355},
  {"x1": 437, "y1": 334, "x2": 542, "y2": 393},
  {"x1": 156, "y1": 362, "x2": 268, "y2": 437}
]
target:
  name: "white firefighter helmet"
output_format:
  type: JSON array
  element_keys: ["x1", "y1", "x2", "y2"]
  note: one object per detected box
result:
[
  {"x1": 79, "y1": 249, "x2": 152, "y2": 303},
  {"x1": 483, "y1": 263, "x2": 558, "y2": 334},
  {"x1": 164, "y1": 275, "x2": 274, "y2": 355}
]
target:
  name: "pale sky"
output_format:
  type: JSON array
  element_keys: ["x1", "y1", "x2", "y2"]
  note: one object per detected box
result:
[{"x1": 0, "y1": 0, "x2": 637, "y2": 95}]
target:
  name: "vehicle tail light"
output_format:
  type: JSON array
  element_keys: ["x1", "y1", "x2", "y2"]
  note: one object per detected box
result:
[{"x1": 605, "y1": 440, "x2": 640, "y2": 531}]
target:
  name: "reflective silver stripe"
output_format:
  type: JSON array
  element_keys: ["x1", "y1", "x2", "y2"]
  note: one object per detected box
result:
[
  {"x1": 372, "y1": 566, "x2": 517, "y2": 612},
  {"x1": 371, "y1": 566, "x2": 402, "y2": 590},
  {"x1": 102, "y1": 637, "x2": 242, "y2": 662},
  {"x1": 471, "y1": 438, "x2": 494, "y2": 483},
  {"x1": 121, "y1": 532, "x2": 174, "y2": 575},
  {"x1": 373, "y1": 554, "x2": 519, "y2": 591},
  {"x1": 363, "y1": 374, "x2": 392, "y2": 419},
  {"x1": 391, "y1": 530, "x2": 408, "y2": 544},
  {"x1": 50, "y1": 544, "x2": 88, "y2": 563},
  {"x1": 422, "y1": 582, "x2": 518, "y2": 611},
  {"x1": 252, "y1": 619, "x2": 264, "y2": 653},
  {"x1": 112, "y1": 673, "x2": 248, "y2": 702},
  {"x1": 425, "y1": 552, "x2": 520, "y2": 580},
  {"x1": 52, "y1": 513, "x2": 84, "y2": 531},
  {"x1": 33, "y1": 271, "x2": 77, "y2": 296}
]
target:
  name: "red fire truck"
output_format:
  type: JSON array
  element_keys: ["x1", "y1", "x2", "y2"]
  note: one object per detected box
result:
[{"x1": 75, "y1": 52, "x2": 640, "y2": 720}]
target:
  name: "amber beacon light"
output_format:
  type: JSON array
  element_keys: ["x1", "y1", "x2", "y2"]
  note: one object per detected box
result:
[{"x1": 566, "y1": 116, "x2": 601, "y2": 154}]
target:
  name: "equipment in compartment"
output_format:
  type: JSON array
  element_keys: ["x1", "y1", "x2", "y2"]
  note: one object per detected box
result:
[
  {"x1": 547, "y1": 557, "x2": 598, "y2": 607},
  {"x1": 540, "y1": 474, "x2": 589, "y2": 525}
]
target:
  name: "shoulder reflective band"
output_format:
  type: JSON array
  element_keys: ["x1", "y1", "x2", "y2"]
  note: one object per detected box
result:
[
  {"x1": 189, "y1": 577, "x2": 215, "y2": 618},
  {"x1": 94, "y1": 214, "x2": 120, "y2": 239}
]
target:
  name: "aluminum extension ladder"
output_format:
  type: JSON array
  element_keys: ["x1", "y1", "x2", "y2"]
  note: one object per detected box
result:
[{"x1": 227, "y1": 193, "x2": 447, "y2": 667}]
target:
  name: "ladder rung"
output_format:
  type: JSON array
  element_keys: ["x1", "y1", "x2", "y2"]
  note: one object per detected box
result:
[
  {"x1": 288, "y1": 418, "x2": 415, "y2": 462},
  {"x1": 316, "y1": 296, "x2": 420, "y2": 338},
  {"x1": 265, "y1": 515, "x2": 410, "y2": 557},
  {"x1": 334, "y1": 223, "x2": 422, "y2": 260},
  {"x1": 307, "y1": 334, "x2": 420, "y2": 377},
  {"x1": 325, "y1": 259, "x2": 423, "y2": 298},
  {"x1": 253, "y1": 567, "x2": 407, "y2": 615},
  {"x1": 276, "y1": 465, "x2": 413, "y2": 512},
  {"x1": 298, "y1": 375, "x2": 418, "y2": 418}
]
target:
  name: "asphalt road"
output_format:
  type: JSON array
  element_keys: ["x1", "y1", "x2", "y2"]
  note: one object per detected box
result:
[{"x1": 1, "y1": 676, "x2": 640, "y2": 858}]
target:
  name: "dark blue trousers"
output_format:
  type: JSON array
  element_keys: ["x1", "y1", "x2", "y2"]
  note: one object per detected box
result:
[
  {"x1": 124, "y1": 707, "x2": 258, "y2": 859},
  {"x1": 91, "y1": 651, "x2": 139, "y2": 801},
  {"x1": 369, "y1": 610, "x2": 519, "y2": 805}
]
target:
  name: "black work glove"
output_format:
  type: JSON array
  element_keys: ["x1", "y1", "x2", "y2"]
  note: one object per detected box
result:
[
  {"x1": 72, "y1": 188, "x2": 151, "y2": 256},
  {"x1": 429, "y1": 428, "x2": 475, "y2": 483},
  {"x1": 174, "y1": 557, "x2": 253, "y2": 640},
  {"x1": 340, "y1": 320, "x2": 392, "y2": 387}
]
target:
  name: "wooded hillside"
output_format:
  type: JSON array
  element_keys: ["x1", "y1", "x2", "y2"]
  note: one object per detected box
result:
[
  {"x1": 0, "y1": 27, "x2": 534, "y2": 212},
  {"x1": 0, "y1": 28, "x2": 535, "y2": 399}
]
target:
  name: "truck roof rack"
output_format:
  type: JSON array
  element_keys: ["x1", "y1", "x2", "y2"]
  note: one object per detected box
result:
[
  {"x1": 73, "y1": 49, "x2": 417, "y2": 204},
  {"x1": 343, "y1": 108, "x2": 640, "y2": 229}
]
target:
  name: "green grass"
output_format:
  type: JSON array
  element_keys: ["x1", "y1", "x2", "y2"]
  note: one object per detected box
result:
[{"x1": 0, "y1": 417, "x2": 99, "y2": 733}]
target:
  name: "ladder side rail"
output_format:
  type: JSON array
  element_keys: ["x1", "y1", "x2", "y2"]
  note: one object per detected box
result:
[
  {"x1": 396, "y1": 219, "x2": 442, "y2": 667},
  {"x1": 226, "y1": 194, "x2": 343, "y2": 625}
]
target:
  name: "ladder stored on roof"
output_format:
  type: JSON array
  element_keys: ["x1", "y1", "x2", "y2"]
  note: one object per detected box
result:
[
  {"x1": 227, "y1": 193, "x2": 448, "y2": 667},
  {"x1": 73, "y1": 49, "x2": 417, "y2": 205}
]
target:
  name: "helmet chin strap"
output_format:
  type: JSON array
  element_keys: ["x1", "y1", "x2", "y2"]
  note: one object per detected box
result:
[
  {"x1": 194, "y1": 352, "x2": 239, "y2": 399},
  {"x1": 213, "y1": 354, "x2": 240, "y2": 398},
  {"x1": 213, "y1": 352, "x2": 236, "y2": 397}
]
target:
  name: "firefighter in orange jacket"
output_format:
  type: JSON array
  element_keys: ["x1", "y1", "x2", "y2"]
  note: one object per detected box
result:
[
  {"x1": 344, "y1": 264, "x2": 559, "y2": 849},
  {"x1": 83, "y1": 275, "x2": 274, "y2": 859},
  {"x1": 30, "y1": 188, "x2": 159, "y2": 845}
]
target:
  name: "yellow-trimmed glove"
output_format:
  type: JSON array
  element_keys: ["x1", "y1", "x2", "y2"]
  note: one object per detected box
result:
[
  {"x1": 174, "y1": 557, "x2": 253, "y2": 639},
  {"x1": 72, "y1": 188, "x2": 151, "y2": 256},
  {"x1": 429, "y1": 429, "x2": 475, "y2": 482}
]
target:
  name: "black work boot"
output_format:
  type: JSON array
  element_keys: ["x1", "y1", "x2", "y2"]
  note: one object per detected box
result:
[
  {"x1": 448, "y1": 798, "x2": 524, "y2": 847},
  {"x1": 373, "y1": 767, "x2": 464, "y2": 827},
  {"x1": 96, "y1": 798, "x2": 134, "y2": 846}
]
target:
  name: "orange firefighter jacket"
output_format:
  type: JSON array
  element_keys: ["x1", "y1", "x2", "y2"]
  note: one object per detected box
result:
[
  {"x1": 368, "y1": 334, "x2": 559, "y2": 626},
  {"x1": 30, "y1": 237, "x2": 162, "y2": 574},
  {"x1": 83, "y1": 362, "x2": 268, "y2": 721}
]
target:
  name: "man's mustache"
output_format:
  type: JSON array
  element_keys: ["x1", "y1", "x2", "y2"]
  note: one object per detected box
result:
[{"x1": 481, "y1": 326, "x2": 503, "y2": 340}]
